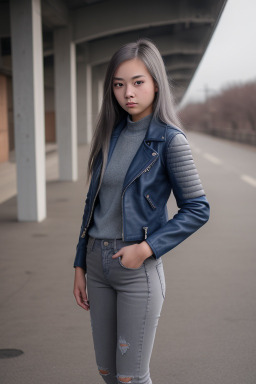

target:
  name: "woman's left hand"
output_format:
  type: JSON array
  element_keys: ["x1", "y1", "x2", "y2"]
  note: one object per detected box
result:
[{"x1": 112, "y1": 241, "x2": 153, "y2": 269}]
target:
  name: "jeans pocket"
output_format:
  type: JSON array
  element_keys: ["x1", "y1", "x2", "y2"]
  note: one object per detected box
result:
[
  {"x1": 118, "y1": 256, "x2": 144, "y2": 270},
  {"x1": 156, "y1": 262, "x2": 166, "y2": 299}
]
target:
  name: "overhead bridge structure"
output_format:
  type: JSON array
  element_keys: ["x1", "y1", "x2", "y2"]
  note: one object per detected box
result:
[{"x1": 0, "y1": 0, "x2": 227, "y2": 221}]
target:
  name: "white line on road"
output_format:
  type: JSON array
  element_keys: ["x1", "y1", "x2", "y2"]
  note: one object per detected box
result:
[
  {"x1": 192, "y1": 147, "x2": 202, "y2": 154},
  {"x1": 203, "y1": 153, "x2": 222, "y2": 165},
  {"x1": 241, "y1": 174, "x2": 256, "y2": 188},
  {"x1": 189, "y1": 142, "x2": 202, "y2": 154}
]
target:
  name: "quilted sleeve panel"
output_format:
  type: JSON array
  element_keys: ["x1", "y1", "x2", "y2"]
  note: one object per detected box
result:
[{"x1": 166, "y1": 133, "x2": 205, "y2": 203}]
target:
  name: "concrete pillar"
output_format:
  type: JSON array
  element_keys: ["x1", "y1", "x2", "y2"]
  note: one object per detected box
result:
[
  {"x1": 77, "y1": 61, "x2": 86, "y2": 144},
  {"x1": 10, "y1": 0, "x2": 46, "y2": 221},
  {"x1": 0, "y1": 75, "x2": 9, "y2": 163},
  {"x1": 54, "y1": 26, "x2": 77, "y2": 180},
  {"x1": 92, "y1": 64, "x2": 106, "y2": 129},
  {"x1": 77, "y1": 60, "x2": 88, "y2": 144},
  {"x1": 85, "y1": 64, "x2": 93, "y2": 143},
  {"x1": 76, "y1": 43, "x2": 93, "y2": 145},
  {"x1": 91, "y1": 66, "x2": 98, "y2": 129},
  {"x1": 98, "y1": 79, "x2": 103, "y2": 113}
]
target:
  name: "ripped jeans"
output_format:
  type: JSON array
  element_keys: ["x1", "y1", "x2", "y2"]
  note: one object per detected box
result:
[{"x1": 86, "y1": 236, "x2": 166, "y2": 384}]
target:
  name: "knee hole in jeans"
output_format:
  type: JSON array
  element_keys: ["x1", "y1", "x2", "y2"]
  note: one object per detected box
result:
[
  {"x1": 98, "y1": 367, "x2": 110, "y2": 376},
  {"x1": 117, "y1": 376, "x2": 133, "y2": 383}
]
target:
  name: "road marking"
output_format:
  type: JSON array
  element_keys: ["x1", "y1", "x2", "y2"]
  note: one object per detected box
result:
[
  {"x1": 241, "y1": 174, "x2": 256, "y2": 188},
  {"x1": 189, "y1": 142, "x2": 201, "y2": 154},
  {"x1": 192, "y1": 147, "x2": 202, "y2": 154},
  {"x1": 203, "y1": 153, "x2": 222, "y2": 165}
]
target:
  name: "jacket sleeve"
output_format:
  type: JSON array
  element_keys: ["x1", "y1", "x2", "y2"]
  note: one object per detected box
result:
[
  {"x1": 73, "y1": 187, "x2": 91, "y2": 271},
  {"x1": 145, "y1": 133, "x2": 210, "y2": 259}
]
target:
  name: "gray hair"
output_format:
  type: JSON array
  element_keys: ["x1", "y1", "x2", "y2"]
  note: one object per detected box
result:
[{"x1": 87, "y1": 38, "x2": 181, "y2": 182}]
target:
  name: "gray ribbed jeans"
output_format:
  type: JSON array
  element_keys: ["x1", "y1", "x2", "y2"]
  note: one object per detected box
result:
[{"x1": 86, "y1": 236, "x2": 166, "y2": 384}]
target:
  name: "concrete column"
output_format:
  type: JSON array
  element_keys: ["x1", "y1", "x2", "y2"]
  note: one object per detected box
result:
[
  {"x1": 91, "y1": 66, "x2": 98, "y2": 129},
  {"x1": 98, "y1": 79, "x2": 103, "y2": 113},
  {"x1": 92, "y1": 64, "x2": 106, "y2": 129},
  {"x1": 10, "y1": 0, "x2": 46, "y2": 221},
  {"x1": 85, "y1": 64, "x2": 93, "y2": 143},
  {"x1": 77, "y1": 61, "x2": 87, "y2": 144},
  {"x1": 76, "y1": 42, "x2": 93, "y2": 144},
  {"x1": 54, "y1": 26, "x2": 77, "y2": 180},
  {"x1": 0, "y1": 75, "x2": 9, "y2": 163},
  {"x1": 77, "y1": 62, "x2": 92, "y2": 144}
]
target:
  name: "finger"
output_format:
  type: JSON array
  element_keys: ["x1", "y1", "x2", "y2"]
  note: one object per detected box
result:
[
  {"x1": 78, "y1": 295, "x2": 90, "y2": 311},
  {"x1": 74, "y1": 290, "x2": 90, "y2": 311},
  {"x1": 112, "y1": 249, "x2": 122, "y2": 259},
  {"x1": 81, "y1": 292, "x2": 90, "y2": 309},
  {"x1": 80, "y1": 289, "x2": 90, "y2": 308},
  {"x1": 81, "y1": 289, "x2": 88, "y2": 302}
]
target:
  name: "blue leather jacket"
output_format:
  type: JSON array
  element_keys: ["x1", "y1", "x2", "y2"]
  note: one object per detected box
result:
[{"x1": 74, "y1": 117, "x2": 210, "y2": 271}]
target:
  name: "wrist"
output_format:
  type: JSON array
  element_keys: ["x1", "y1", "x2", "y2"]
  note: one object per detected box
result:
[
  {"x1": 139, "y1": 241, "x2": 153, "y2": 260},
  {"x1": 75, "y1": 266, "x2": 86, "y2": 275}
]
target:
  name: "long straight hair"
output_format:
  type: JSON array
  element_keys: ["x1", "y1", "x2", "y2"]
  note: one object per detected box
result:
[{"x1": 87, "y1": 38, "x2": 181, "y2": 182}]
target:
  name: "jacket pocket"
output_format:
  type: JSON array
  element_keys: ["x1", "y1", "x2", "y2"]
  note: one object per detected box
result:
[{"x1": 144, "y1": 193, "x2": 156, "y2": 210}]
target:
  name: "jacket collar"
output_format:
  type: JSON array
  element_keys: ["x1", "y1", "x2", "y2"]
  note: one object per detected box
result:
[{"x1": 145, "y1": 117, "x2": 167, "y2": 142}]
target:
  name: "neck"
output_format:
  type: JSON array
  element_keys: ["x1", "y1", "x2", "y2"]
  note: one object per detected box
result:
[{"x1": 125, "y1": 113, "x2": 152, "y2": 136}]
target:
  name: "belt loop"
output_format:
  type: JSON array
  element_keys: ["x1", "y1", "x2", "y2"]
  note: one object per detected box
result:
[
  {"x1": 114, "y1": 238, "x2": 117, "y2": 253},
  {"x1": 89, "y1": 236, "x2": 96, "y2": 252}
]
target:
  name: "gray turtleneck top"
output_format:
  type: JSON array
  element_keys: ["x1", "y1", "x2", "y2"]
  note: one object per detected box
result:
[{"x1": 88, "y1": 113, "x2": 152, "y2": 239}]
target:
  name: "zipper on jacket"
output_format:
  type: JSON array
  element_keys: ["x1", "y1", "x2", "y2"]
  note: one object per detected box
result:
[
  {"x1": 145, "y1": 194, "x2": 156, "y2": 210},
  {"x1": 121, "y1": 156, "x2": 158, "y2": 240},
  {"x1": 81, "y1": 228, "x2": 86, "y2": 238},
  {"x1": 143, "y1": 226, "x2": 148, "y2": 239}
]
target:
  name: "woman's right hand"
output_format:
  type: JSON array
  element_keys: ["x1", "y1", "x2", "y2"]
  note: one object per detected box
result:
[{"x1": 73, "y1": 267, "x2": 90, "y2": 311}]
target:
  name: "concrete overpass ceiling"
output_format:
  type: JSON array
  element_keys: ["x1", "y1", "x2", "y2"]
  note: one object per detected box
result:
[
  {"x1": 170, "y1": 68, "x2": 195, "y2": 78},
  {"x1": 163, "y1": 54, "x2": 201, "y2": 71},
  {"x1": 64, "y1": 0, "x2": 226, "y2": 100},
  {"x1": 71, "y1": 0, "x2": 219, "y2": 43},
  {"x1": 77, "y1": 20, "x2": 215, "y2": 101},
  {"x1": 84, "y1": 23, "x2": 211, "y2": 66},
  {"x1": 64, "y1": 0, "x2": 105, "y2": 8},
  {"x1": 0, "y1": 0, "x2": 227, "y2": 101},
  {"x1": 41, "y1": 0, "x2": 69, "y2": 29},
  {"x1": 164, "y1": 54, "x2": 201, "y2": 98}
]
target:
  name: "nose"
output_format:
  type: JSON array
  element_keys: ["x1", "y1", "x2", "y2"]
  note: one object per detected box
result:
[{"x1": 124, "y1": 84, "x2": 134, "y2": 99}]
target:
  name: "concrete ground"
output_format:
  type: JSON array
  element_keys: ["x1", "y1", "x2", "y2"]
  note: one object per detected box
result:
[{"x1": 0, "y1": 133, "x2": 256, "y2": 384}]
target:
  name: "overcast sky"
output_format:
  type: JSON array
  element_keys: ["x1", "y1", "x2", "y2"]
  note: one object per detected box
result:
[{"x1": 181, "y1": 0, "x2": 256, "y2": 106}]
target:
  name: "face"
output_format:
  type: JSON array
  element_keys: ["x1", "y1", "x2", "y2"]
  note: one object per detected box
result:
[{"x1": 113, "y1": 58, "x2": 158, "y2": 122}]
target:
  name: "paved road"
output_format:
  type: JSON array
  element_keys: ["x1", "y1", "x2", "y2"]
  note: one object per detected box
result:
[{"x1": 0, "y1": 133, "x2": 256, "y2": 384}]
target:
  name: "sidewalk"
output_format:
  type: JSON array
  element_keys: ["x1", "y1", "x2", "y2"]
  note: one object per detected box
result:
[
  {"x1": 0, "y1": 144, "x2": 99, "y2": 384},
  {"x1": 0, "y1": 143, "x2": 59, "y2": 204}
]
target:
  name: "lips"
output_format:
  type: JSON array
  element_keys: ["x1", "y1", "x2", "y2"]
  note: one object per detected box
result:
[{"x1": 126, "y1": 102, "x2": 137, "y2": 107}]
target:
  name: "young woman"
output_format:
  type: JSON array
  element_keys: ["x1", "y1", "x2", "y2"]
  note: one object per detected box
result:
[{"x1": 73, "y1": 39, "x2": 210, "y2": 384}]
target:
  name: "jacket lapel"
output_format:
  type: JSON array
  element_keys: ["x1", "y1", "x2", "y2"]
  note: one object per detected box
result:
[
  {"x1": 122, "y1": 118, "x2": 166, "y2": 191},
  {"x1": 95, "y1": 116, "x2": 167, "y2": 192}
]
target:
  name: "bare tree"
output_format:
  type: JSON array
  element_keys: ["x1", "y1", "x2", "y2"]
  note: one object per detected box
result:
[{"x1": 179, "y1": 80, "x2": 256, "y2": 145}]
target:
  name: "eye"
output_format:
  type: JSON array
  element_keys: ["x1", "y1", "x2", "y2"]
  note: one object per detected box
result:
[
  {"x1": 113, "y1": 82, "x2": 123, "y2": 88},
  {"x1": 134, "y1": 80, "x2": 144, "y2": 85}
]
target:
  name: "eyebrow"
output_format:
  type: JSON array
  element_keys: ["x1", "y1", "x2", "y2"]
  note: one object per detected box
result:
[{"x1": 113, "y1": 75, "x2": 146, "y2": 81}]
